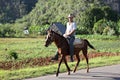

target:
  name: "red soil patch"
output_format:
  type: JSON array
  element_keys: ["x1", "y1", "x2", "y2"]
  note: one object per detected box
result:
[{"x1": 0, "y1": 52, "x2": 119, "y2": 70}]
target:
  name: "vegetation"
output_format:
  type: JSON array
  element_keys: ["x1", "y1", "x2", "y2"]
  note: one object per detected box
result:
[
  {"x1": 0, "y1": 0, "x2": 120, "y2": 37},
  {"x1": 0, "y1": 0, "x2": 120, "y2": 79},
  {"x1": 0, "y1": 0, "x2": 38, "y2": 23},
  {"x1": 8, "y1": 51, "x2": 18, "y2": 60},
  {"x1": 22, "y1": 0, "x2": 120, "y2": 35},
  {"x1": 0, "y1": 35, "x2": 120, "y2": 62},
  {"x1": 93, "y1": 19, "x2": 119, "y2": 35}
]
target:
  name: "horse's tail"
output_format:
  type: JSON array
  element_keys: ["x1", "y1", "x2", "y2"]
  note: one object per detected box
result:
[{"x1": 84, "y1": 39, "x2": 95, "y2": 50}]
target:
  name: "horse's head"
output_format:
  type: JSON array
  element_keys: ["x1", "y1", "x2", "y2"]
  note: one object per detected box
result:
[{"x1": 44, "y1": 29, "x2": 55, "y2": 47}]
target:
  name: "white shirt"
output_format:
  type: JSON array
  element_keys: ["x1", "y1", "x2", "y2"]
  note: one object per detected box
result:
[{"x1": 66, "y1": 22, "x2": 77, "y2": 36}]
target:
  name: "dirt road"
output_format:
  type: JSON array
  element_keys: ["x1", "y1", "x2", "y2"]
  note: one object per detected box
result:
[{"x1": 25, "y1": 64, "x2": 120, "y2": 80}]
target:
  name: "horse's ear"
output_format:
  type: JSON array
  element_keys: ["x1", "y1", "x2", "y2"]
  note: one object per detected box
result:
[
  {"x1": 49, "y1": 29, "x2": 52, "y2": 32},
  {"x1": 51, "y1": 30, "x2": 54, "y2": 34},
  {"x1": 47, "y1": 29, "x2": 53, "y2": 34}
]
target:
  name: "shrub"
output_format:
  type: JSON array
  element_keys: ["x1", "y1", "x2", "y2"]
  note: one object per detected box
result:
[
  {"x1": 103, "y1": 26, "x2": 115, "y2": 35},
  {"x1": 104, "y1": 21, "x2": 118, "y2": 35},
  {"x1": 0, "y1": 23, "x2": 16, "y2": 37},
  {"x1": 93, "y1": 19, "x2": 118, "y2": 35},
  {"x1": 93, "y1": 19, "x2": 107, "y2": 34},
  {"x1": 0, "y1": 23, "x2": 27, "y2": 38},
  {"x1": 117, "y1": 20, "x2": 120, "y2": 35},
  {"x1": 29, "y1": 25, "x2": 49, "y2": 35},
  {"x1": 8, "y1": 51, "x2": 18, "y2": 60}
]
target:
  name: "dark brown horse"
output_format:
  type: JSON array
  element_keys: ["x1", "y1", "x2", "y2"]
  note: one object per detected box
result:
[{"x1": 44, "y1": 30, "x2": 95, "y2": 76}]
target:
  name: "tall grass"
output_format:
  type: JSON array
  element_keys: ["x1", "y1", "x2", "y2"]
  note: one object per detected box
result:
[
  {"x1": 0, "y1": 35, "x2": 120, "y2": 62},
  {"x1": 0, "y1": 38, "x2": 57, "y2": 61},
  {"x1": 76, "y1": 34, "x2": 120, "y2": 52}
]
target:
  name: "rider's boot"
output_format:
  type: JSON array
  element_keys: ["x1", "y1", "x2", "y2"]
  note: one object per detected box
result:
[{"x1": 51, "y1": 51, "x2": 59, "y2": 61}]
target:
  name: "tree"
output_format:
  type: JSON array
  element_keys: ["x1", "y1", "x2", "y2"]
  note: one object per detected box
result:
[
  {"x1": 117, "y1": 20, "x2": 120, "y2": 35},
  {"x1": 102, "y1": 6, "x2": 119, "y2": 22},
  {"x1": 79, "y1": 6, "x2": 105, "y2": 34},
  {"x1": 93, "y1": 19, "x2": 119, "y2": 35},
  {"x1": 0, "y1": 0, "x2": 37, "y2": 23}
]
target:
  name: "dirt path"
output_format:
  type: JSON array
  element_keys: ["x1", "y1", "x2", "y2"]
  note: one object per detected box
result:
[
  {"x1": 25, "y1": 64, "x2": 120, "y2": 80},
  {"x1": 0, "y1": 52, "x2": 119, "y2": 70}
]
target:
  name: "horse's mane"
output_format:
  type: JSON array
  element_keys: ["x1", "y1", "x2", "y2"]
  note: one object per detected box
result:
[
  {"x1": 51, "y1": 30, "x2": 69, "y2": 45},
  {"x1": 52, "y1": 30, "x2": 64, "y2": 38}
]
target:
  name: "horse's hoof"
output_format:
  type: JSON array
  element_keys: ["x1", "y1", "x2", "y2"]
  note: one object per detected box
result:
[
  {"x1": 68, "y1": 72, "x2": 70, "y2": 75},
  {"x1": 87, "y1": 70, "x2": 89, "y2": 73},
  {"x1": 56, "y1": 74, "x2": 58, "y2": 77},
  {"x1": 56, "y1": 73, "x2": 59, "y2": 77}
]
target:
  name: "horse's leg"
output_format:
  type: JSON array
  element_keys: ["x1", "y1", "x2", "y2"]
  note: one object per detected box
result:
[
  {"x1": 82, "y1": 49, "x2": 89, "y2": 73},
  {"x1": 73, "y1": 53, "x2": 80, "y2": 73},
  {"x1": 63, "y1": 56, "x2": 71, "y2": 75},
  {"x1": 56, "y1": 55, "x2": 63, "y2": 76}
]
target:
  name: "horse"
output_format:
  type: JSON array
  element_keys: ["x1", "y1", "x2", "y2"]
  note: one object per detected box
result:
[{"x1": 44, "y1": 29, "x2": 95, "y2": 76}]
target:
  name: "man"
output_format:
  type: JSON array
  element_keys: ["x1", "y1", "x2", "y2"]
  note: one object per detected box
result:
[{"x1": 51, "y1": 13, "x2": 77, "y2": 62}]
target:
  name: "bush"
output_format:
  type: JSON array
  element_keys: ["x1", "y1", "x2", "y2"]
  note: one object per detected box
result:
[
  {"x1": 103, "y1": 26, "x2": 115, "y2": 35},
  {"x1": 93, "y1": 19, "x2": 118, "y2": 35},
  {"x1": 0, "y1": 22, "x2": 28, "y2": 38},
  {"x1": 104, "y1": 21, "x2": 118, "y2": 35},
  {"x1": 93, "y1": 19, "x2": 107, "y2": 34},
  {"x1": 8, "y1": 51, "x2": 18, "y2": 60},
  {"x1": 117, "y1": 20, "x2": 120, "y2": 35},
  {"x1": 0, "y1": 24, "x2": 16, "y2": 37},
  {"x1": 29, "y1": 25, "x2": 49, "y2": 35},
  {"x1": 76, "y1": 25, "x2": 89, "y2": 34}
]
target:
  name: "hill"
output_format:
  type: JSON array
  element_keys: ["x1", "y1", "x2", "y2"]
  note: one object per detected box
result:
[{"x1": 0, "y1": 0, "x2": 38, "y2": 23}]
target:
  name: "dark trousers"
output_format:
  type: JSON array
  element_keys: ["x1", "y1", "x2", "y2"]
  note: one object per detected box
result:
[{"x1": 67, "y1": 36, "x2": 75, "y2": 61}]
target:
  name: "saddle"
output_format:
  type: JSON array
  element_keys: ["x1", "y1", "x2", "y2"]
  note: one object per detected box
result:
[
  {"x1": 74, "y1": 38, "x2": 82, "y2": 45},
  {"x1": 66, "y1": 38, "x2": 84, "y2": 48},
  {"x1": 73, "y1": 38, "x2": 84, "y2": 48}
]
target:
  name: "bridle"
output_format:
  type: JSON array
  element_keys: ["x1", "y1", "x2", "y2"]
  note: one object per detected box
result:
[
  {"x1": 45, "y1": 30, "x2": 67, "y2": 48},
  {"x1": 45, "y1": 31, "x2": 55, "y2": 46}
]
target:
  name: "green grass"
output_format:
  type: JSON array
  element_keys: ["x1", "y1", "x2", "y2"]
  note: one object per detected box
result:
[
  {"x1": 0, "y1": 56, "x2": 120, "y2": 80},
  {"x1": 92, "y1": 40, "x2": 120, "y2": 52},
  {"x1": 0, "y1": 35, "x2": 120, "y2": 62},
  {"x1": 76, "y1": 34, "x2": 119, "y2": 40},
  {"x1": 0, "y1": 38, "x2": 57, "y2": 61}
]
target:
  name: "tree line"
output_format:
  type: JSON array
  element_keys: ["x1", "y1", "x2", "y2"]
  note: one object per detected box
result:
[{"x1": 0, "y1": 0, "x2": 120, "y2": 37}]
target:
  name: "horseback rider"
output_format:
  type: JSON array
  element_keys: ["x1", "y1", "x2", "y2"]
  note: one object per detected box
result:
[{"x1": 51, "y1": 13, "x2": 77, "y2": 62}]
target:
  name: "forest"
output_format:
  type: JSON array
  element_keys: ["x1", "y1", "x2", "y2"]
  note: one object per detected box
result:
[
  {"x1": 0, "y1": 0, "x2": 38, "y2": 23},
  {"x1": 0, "y1": 0, "x2": 120, "y2": 37}
]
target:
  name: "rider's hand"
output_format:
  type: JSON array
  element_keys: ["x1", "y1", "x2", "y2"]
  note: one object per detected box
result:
[{"x1": 63, "y1": 34, "x2": 66, "y2": 37}]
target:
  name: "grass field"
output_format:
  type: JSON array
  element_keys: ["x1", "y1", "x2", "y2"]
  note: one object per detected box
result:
[
  {"x1": 0, "y1": 37, "x2": 56, "y2": 62},
  {"x1": 0, "y1": 35, "x2": 119, "y2": 62},
  {"x1": 0, "y1": 35, "x2": 120, "y2": 80}
]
